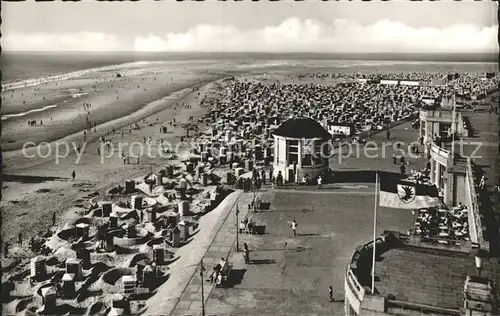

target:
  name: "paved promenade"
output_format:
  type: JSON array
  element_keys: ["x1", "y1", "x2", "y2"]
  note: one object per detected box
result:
[
  {"x1": 169, "y1": 192, "x2": 255, "y2": 316},
  {"x1": 165, "y1": 121, "x2": 424, "y2": 316}
]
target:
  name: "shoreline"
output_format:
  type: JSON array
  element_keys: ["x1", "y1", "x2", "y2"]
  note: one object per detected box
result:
[
  {"x1": 1, "y1": 61, "x2": 162, "y2": 92},
  {"x1": 2, "y1": 62, "x2": 224, "y2": 152},
  {"x1": 2, "y1": 79, "x2": 216, "y2": 154},
  {"x1": 1, "y1": 75, "x2": 221, "y2": 244}
]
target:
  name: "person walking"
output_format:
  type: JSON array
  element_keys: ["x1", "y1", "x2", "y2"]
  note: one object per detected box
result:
[
  {"x1": 317, "y1": 176, "x2": 323, "y2": 190},
  {"x1": 243, "y1": 243, "x2": 250, "y2": 264},
  {"x1": 71, "y1": 170, "x2": 76, "y2": 181},
  {"x1": 291, "y1": 219, "x2": 297, "y2": 237},
  {"x1": 52, "y1": 212, "x2": 56, "y2": 226},
  {"x1": 479, "y1": 175, "x2": 486, "y2": 190}
]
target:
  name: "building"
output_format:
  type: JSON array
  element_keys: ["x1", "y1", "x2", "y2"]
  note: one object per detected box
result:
[
  {"x1": 344, "y1": 94, "x2": 499, "y2": 316},
  {"x1": 419, "y1": 109, "x2": 468, "y2": 150},
  {"x1": 325, "y1": 121, "x2": 355, "y2": 137},
  {"x1": 272, "y1": 117, "x2": 331, "y2": 183},
  {"x1": 345, "y1": 232, "x2": 499, "y2": 316}
]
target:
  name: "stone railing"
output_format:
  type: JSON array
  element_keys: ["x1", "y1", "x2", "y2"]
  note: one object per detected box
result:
[
  {"x1": 465, "y1": 158, "x2": 489, "y2": 250},
  {"x1": 429, "y1": 142, "x2": 451, "y2": 166},
  {"x1": 345, "y1": 235, "x2": 387, "y2": 315},
  {"x1": 345, "y1": 268, "x2": 365, "y2": 314},
  {"x1": 386, "y1": 300, "x2": 461, "y2": 315},
  {"x1": 420, "y1": 110, "x2": 459, "y2": 122}
]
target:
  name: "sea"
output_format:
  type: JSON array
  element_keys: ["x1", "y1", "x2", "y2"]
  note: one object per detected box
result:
[{"x1": 1, "y1": 51, "x2": 498, "y2": 85}]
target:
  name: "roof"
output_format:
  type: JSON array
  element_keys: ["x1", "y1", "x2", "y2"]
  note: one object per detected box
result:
[
  {"x1": 62, "y1": 273, "x2": 75, "y2": 281},
  {"x1": 375, "y1": 245, "x2": 500, "y2": 310},
  {"x1": 41, "y1": 287, "x2": 56, "y2": 297},
  {"x1": 272, "y1": 117, "x2": 331, "y2": 139}
]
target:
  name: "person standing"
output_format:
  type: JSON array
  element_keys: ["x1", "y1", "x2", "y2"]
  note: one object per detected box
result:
[
  {"x1": 4, "y1": 242, "x2": 10, "y2": 257},
  {"x1": 329, "y1": 286, "x2": 334, "y2": 302},
  {"x1": 400, "y1": 163, "x2": 406, "y2": 175},
  {"x1": 243, "y1": 243, "x2": 250, "y2": 264},
  {"x1": 71, "y1": 170, "x2": 76, "y2": 181},
  {"x1": 291, "y1": 219, "x2": 297, "y2": 237}
]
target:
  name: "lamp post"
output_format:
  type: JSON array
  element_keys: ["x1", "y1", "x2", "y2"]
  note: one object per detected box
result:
[
  {"x1": 200, "y1": 260, "x2": 206, "y2": 316},
  {"x1": 474, "y1": 249, "x2": 486, "y2": 278},
  {"x1": 236, "y1": 204, "x2": 240, "y2": 252}
]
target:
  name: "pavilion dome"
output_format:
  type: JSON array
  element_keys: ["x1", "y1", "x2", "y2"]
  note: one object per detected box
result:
[{"x1": 272, "y1": 117, "x2": 331, "y2": 139}]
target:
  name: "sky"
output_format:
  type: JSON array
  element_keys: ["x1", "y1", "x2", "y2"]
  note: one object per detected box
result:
[{"x1": 2, "y1": 1, "x2": 498, "y2": 53}]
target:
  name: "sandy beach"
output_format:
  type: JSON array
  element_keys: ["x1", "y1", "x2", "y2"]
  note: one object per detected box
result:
[{"x1": 2, "y1": 62, "x2": 234, "y2": 248}]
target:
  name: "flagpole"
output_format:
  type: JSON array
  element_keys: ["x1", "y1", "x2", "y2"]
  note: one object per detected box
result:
[
  {"x1": 451, "y1": 89, "x2": 456, "y2": 155},
  {"x1": 372, "y1": 171, "x2": 379, "y2": 294}
]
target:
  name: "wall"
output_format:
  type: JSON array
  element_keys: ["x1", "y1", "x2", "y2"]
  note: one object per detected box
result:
[
  {"x1": 400, "y1": 80, "x2": 420, "y2": 86},
  {"x1": 380, "y1": 80, "x2": 398, "y2": 85},
  {"x1": 277, "y1": 137, "x2": 287, "y2": 166},
  {"x1": 272, "y1": 136, "x2": 329, "y2": 183}
]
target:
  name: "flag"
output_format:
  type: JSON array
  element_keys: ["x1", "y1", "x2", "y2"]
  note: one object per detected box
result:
[{"x1": 379, "y1": 177, "x2": 440, "y2": 209}]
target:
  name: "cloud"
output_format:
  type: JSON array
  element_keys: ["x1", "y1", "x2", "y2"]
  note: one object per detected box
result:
[
  {"x1": 2, "y1": 32, "x2": 125, "y2": 51},
  {"x1": 4, "y1": 18, "x2": 497, "y2": 53},
  {"x1": 133, "y1": 18, "x2": 497, "y2": 53}
]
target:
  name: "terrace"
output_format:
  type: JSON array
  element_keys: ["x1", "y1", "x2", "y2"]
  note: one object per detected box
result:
[{"x1": 346, "y1": 232, "x2": 500, "y2": 316}]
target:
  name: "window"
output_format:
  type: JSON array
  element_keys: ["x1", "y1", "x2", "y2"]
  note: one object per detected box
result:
[
  {"x1": 289, "y1": 146, "x2": 298, "y2": 153},
  {"x1": 439, "y1": 164, "x2": 446, "y2": 189},
  {"x1": 302, "y1": 154, "x2": 312, "y2": 166}
]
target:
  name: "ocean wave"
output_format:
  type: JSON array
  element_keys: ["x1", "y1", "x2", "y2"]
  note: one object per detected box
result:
[
  {"x1": 1, "y1": 104, "x2": 59, "y2": 121},
  {"x1": 1, "y1": 61, "x2": 161, "y2": 92},
  {"x1": 1, "y1": 92, "x2": 88, "y2": 121},
  {"x1": 237, "y1": 61, "x2": 290, "y2": 69}
]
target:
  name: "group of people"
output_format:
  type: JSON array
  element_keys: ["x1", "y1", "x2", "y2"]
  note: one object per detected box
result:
[
  {"x1": 413, "y1": 203, "x2": 470, "y2": 241},
  {"x1": 193, "y1": 73, "x2": 496, "y2": 189},
  {"x1": 27, "y1": 120, "x2": 42, "y2": 126}
]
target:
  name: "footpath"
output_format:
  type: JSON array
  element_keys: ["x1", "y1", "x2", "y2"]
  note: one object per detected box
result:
[{"x1": 169, "y1": 191, "x2": 256, "y2": 316}]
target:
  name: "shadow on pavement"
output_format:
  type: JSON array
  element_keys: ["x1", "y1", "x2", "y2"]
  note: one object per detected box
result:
[
  {"x1": 250, "y1": 259, "x2": 276, "y2": 265},
  {"x1": 225, "y1": 269, "x2": 247, "y2": 288}
]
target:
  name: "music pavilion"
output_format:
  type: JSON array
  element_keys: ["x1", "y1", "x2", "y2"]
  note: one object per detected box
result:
[{"x1": 272, "y1": 117, "x2": 331, "y2": 183}]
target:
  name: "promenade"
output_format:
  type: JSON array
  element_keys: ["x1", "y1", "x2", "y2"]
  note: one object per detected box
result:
[
  {"x1": 169, "y1": 192, "x2": 256, "y2": 316},
  {"x1": 164, "y1": 121, "x2": 423, "y2": 316}
]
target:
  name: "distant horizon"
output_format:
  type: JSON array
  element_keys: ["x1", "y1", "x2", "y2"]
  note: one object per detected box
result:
[{"x1": 2, "y1": 51, "x2": 497, "y2": 63}]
